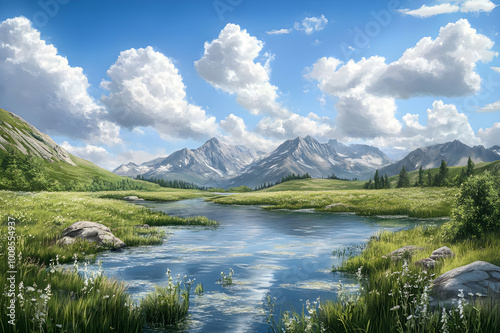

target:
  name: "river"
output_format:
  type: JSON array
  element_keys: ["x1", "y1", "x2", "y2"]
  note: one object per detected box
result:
[{"x1": 86, "y1": 198, "x2": 440, "y2": 332}]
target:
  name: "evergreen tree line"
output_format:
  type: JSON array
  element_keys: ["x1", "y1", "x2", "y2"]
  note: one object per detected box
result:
[
  {"x1": 328, "y1": 172, "x2": 357, "y2": 181},
  {"x1": 363, "y1": 169, "x2": 390, "y2": 189},
  {"x1": 255, "y1": 173, "x2": 312, "y2": 190},
  {"x1": 135, "y1": 175, "x2": 201, "y2": 190},
  {"x1": 364, "y1": 157, "x2": 476, "y2": 189}
]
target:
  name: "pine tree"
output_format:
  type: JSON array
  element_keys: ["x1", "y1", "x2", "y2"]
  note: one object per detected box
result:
[
  {"x1": 434, "y1": 160, "x2": 449, "y2": 187},
  {"x1": 374, "y1": 169, "x2": 380, "y2": 189},
  {"x1": 396, "y1": 165, "x2": 410, "y2": 188},
  {"x1": 466, "y1": 156, "x2": 475, "y2": 177},
  {"x1": 384, "y1": 174, "x2": 390, "y2": 189},
  {"x1": 427, "y1": 169, "x2": 433, "y2": 187},
  {"x1": 417, "y1": 165, "x2": 425, "y2": 187}
]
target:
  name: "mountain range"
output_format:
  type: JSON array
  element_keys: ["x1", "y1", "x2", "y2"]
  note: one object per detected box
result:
[
  {"x1": 114, "y1": 136, "x2": 392, "y2": 188},
  {"x1": 378, "y1": 140, "x2": 500, "y2": 177},
  {"x1": 115, "y1": 137, "x2": 500, "y2": 188}
]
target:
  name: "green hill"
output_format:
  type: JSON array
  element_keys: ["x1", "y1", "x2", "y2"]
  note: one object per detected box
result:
[
  {"x1": 0, "y1": 107, "x2": 160, "y2": 191},
  {"x1": 260, "y1": 178, "x2": 365, "y2": 192}
]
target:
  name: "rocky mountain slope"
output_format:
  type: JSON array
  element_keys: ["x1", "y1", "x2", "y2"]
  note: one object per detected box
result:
[
  {"x1": 115, "y1": 138, "x2": 263, "y2": 187},
  {"x1": 0, "y1": 108, "x2": 75, "y2": 165}
]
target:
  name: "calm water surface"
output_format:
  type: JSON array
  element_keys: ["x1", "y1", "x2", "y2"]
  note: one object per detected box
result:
[{"x1": 88, "y1": 198, "x2": 439, "y2": 333}]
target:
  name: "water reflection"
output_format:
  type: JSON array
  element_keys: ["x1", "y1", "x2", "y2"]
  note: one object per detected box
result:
[{"x1": 87, "y1": 198, "x2": 441, "y2": 333}]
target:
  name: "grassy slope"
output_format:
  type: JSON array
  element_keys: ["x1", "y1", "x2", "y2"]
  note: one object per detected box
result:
[
  {"x1": 0, "y1": 107, "x2": 160, "y2": 190},
  {"x1": 387, "y1": 160, "x2": 500, "y2": 185},
  {"x1": 261, "y1": 178, "x2": 365, "y2": 191}
]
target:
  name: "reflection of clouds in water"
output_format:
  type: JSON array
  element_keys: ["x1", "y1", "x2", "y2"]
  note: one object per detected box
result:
[
  {"x1": 249, "y1": 264, "x2": 289, "y2": 270},
  {"x1": 275, "y1": 242, "x2": 323, "y2": 249},
  {"x1": 280, "y1": 280, "x2": 359, "y2": 292},
  {"x1": 256, "y1": 250, "x2": 296, "y2": 256}
]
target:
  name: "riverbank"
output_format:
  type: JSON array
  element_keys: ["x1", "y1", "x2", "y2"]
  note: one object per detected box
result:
[
  {"x1": 208, "y1": 187, "x2": 457, "y2": 218},
  {"x1": 0, "y1": 190, "x2": 216, "y2": 332}
]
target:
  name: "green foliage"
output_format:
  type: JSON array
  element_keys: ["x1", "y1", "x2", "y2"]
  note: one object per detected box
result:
[
  {"x1": 0, "y1": 147, "x2": 158, "y2": 192},
  {"x1": 396, "y1": 166, "x2": 410, "y2": 188},
  {"x1": 322, "y1": 225, "x2": 500, "y2": 333},
  {"x1": 433, "y1": 160, "x2": 450, "y2": 187},
  {"x1": 445, "y1": 173, "x2": 500, "y2": 240},
  {"x1": 135, "y1": 175, "x2": 200, "y2": 190},
  {"x1": 416, "y1": 166, "x2": 425, "y2": 187},
  {"x1": 140, "y1": 269, "x2": 193, "y2": 327},
  {"x1": 256, "y1": 173, "x2": 312, "y2": 190},
  {"x1": 364, "y1": 170, "x2": 390, "y2": 189},
  {"x1": 217, "y1": 268, "x2": 234, "y2": 286}
]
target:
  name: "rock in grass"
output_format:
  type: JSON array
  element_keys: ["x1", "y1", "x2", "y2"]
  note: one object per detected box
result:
[
  {"x1": 432, "y1": 261, "x2": 500, "y2": 304},
  {"x1": 123, "y1": 195, "x2": 144, "y2": 201},
  {"x1": 430, "y1": 246, "x2": 455, "y2": 261},
  {"x1": 415, "y1": 258, "x2": 436, "y2": 269},
  {"x1": 386, "y1": 245, "x2": 424, "y2": 261},
  {"x1": 58, "y1": 221, "x2": 126, "y2": 249},
  {"x1": 134, "y1": 224, "x2": 151, "y2": 229}
]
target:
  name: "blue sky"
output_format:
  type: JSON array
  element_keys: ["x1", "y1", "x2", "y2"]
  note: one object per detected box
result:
[{"x1": 0, "y1": 0, "x2": 499, "y2": 169}]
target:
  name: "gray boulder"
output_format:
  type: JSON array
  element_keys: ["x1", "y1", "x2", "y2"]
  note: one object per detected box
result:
[
  {"x1": 415, "y1": 258, "x2": 436, "y2": 269},
  {"x1": 432, "y1": 261, "x2": 500, "y2": 304},
  {"x1": 430, "y1": 246, "x2": 455, "y2": 261},
  {"x1": 58, "y1": 221, "x2": 126, "y2": 249},
  {"x1": 385, "y1": 245, "x2": 424, "y2": 261},
  {"x1": 123, "y1": 195, "x2": 144, "y2": 201}
]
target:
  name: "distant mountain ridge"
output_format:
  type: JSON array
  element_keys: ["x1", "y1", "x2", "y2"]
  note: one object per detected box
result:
[
  {"x1": 115, "y1": 138, "x2": 263, "y2": 187},
  {"x1": 379, "y1": 140, "x2": 500, "y2": 177},
  {"x1": 115, "y1": 136, "x2": 392, "y2": 188}
]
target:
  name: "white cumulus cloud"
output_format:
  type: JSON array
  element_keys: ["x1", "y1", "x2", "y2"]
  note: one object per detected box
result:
[
  {"x1": 61, "y1": 141, "x2": 167, "y2": 170},
  {"x1": 477, "y1": 123, "x2": 500, "y2": 147},
  {"x1": 196, "y1": 23, "x2": 334, "y2": 141},
  {"x1": 398, "y1": 4, "x2": 460, "y2": 17},
  {"x1": 266, "y1": 28, "x2": 292, "y2": 35},
  {"x1": 399, "y1": 0, "x2": 497, "y2": 18},
  {"x1": 369, "y1": 19, "x2": 497, "y2": 99},
  {"x1": 0, "y1": 16, "x2": 115, "y2": 144},
  {"x1": 307, "y1": 19, "x2": 496, "y2": 140},
  {"x1": 219, "y1": 114, "x2": 277, "y2": 151},
  {"x1": 294, "y1": 15, "x2": 328, "y2": 34},
  {"x1": 101, "y1": 46, "x2": 218, "y2": 140}
]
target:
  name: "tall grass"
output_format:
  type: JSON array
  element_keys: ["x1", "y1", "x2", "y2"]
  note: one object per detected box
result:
[
  {"x1": 268, "y1": 225, "x2": 500, "y2": 332},
  {"x1": 209, "y1": 187, "x2": 457, "y2": 218},
  {"x1": 140, "y1": 269, "x2": 194, "y2": 328},
  {"x1": 0, "y1": 190, "x2": 213, "y2": 332}
]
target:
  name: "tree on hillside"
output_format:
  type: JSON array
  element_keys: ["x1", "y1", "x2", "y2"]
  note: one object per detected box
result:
[
  {"x1": 384, "y1": 174, "x2": 390, "y2": 189},
  {"x1": 427, "y1": 169, "x2": 433, "y2": 187},
  {"x1": 374, "y1": 169, "x2": 381, "y2": 189},
  {"x1": 466, "y1": 156, "x2": 475, "y2": 177},
  {"x1": 433, "y1": 160, "x2": 449, "y2": 187},
  {"x1": 396, "y1": 165, "x2": 410, "y2": 188},
  {"x1": 416, "y1": 165, "x2": 425, "y2": 187}
]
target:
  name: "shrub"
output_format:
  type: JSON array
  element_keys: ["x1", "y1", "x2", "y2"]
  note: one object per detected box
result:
[{"x1": 448, "y1": 173, "x2": 500, "y2": 240}]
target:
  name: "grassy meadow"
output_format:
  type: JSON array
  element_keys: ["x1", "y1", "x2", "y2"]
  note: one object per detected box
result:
[
  {"x1": 209, "y1": 186, "x2": 457, "y2": 218},
  {"x1": 0, "y1": 190, "x2": 214, "y2": 332}
]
